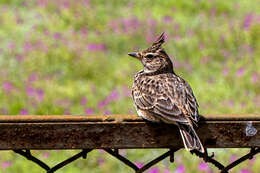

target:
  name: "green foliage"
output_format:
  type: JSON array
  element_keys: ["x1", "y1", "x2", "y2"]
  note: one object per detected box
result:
[{"x1": 0, "y1": 0, "x2": 260, "y2": 172}]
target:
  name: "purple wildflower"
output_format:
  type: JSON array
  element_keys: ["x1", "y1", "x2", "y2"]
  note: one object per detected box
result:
[
  {"x1": 175, "y1": 165, "x2": 185, "y2": 173},
  {"x1": 107, "y1": 89, "x2": 119, "y2": 101},
  {"x1": 98, "y1": 157, "x2": 105, "y2": 165},
  {"x1": 23, "y1": 41, "x2": 33, "y2": 52},
  {"x1": 104, "y1": 110, "x2": 111, "y2": 115},
  {"x1": 36, "y1": 89, "x2": 44, "y2": 102},
  {"x1": 200, "y1": 56, "x2": 211, "y2": 64},
  {"x1": 174, "y1": 35, "x2": 182, "y2": 42},
  {"x1": 148, "y1": 167, "x2": 160, "y2": 173},
  {"x1": 20, "y1": 109, "x2": 29, "y2": 115},
  {"x1": 236, "y1": 67, "x2": 245, "y2": 77},
  {"x1": 108, "y1": 20, "x2": 121, "y2": 34},
  {"x1": 80, "y1": 27, "x2": 88, "y2": 37},
  {"x1": 222, "y1": 67, "x2": 229, "y2": 76},
  {"x1": 85, "y1": 108, "x2": 94, "y2": 115},
  {"x1": 251, "y1": 72, "x2": 259, "y2": 84},
  {"x1": 1, "y1": 161, "x2": 12, "y2": 169},
  {"x1": 240, "y1": 169, "x2": 251, "y2": 173},
  {"x1": 136, "y1": 163, "x2": 144, "y2": 168},
  {"x1": 122, "y1": 17, "x2": 140, "y2": 33},
  {"x1": 64, "y1": 109, "x2": 70, "y2": 115},
  {"x1": 98, "y1": 100, "x2": 108, "y2": 108},
  {"x1": 163, "y1": 16, "x2": 173, "y2": 23},
  {"x1": 37, "y1": 0, "x2": 48, "y2": 7},
  {"x1": 230, "y1": 155, "x2": 237, "y2": 163},
  {"x1": 2, "y1": 81, "x2": 14, "y2": 93},
  {"x1": 0, "y1": 108, "x2": 8, "y2": 114},
  {"x1": 42, "y1": 152, "x2": 50, "y2": 158},
  {"x1": 164, "y1": 170, "x2": 171, "y2": 173},
  {"x1": 53, "y1": 32, "x2": 62, "y2": 39},
  {"x1": 16, "y1": 54, "x2": 25, "y2": 61},
  {"x1": 198, "y1": 162, "x2": 209, "y2": 171},
  {"x1": 26, "y1": 85, "x2": 35, "y2": 97},
  {"x1": 80, "y1": 97, "x2": 88, "y2": 106},
  {"x1": 7, "y1": 42, "x2": 16, "y2": 50},
  {"x1": 27, "y1": 73, "x2": 38, "y2": 83},
  {"x1": 243, "y1": 14, "x2": 254, "y2": 30},
  {"x1": 87, "y1": 43, "x2": 106, "y2": 51}
]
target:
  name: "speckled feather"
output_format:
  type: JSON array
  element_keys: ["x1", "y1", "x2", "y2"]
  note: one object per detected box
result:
[
  {"x1": 129, "y1": 32, "x2": 204, "y2": 152},
  {"x1": 132, "y1": 71, "x2": 199, "y2": 124}
]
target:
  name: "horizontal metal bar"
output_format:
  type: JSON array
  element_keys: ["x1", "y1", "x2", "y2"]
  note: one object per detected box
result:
[
  {"x1": 0, "y1": 114, "x2": 260, "y2": 123},
  {"x1": 0, "y1": 114, "x2": 259, "y2": 150}
]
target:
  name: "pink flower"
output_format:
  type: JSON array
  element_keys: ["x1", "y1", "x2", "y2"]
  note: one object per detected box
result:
[
  {"x1": 20, "y1": 109, "x2": 29, "y2": 115},
  {"x1": 87, "y1": 43, "x2": 106, "y2": 51},
  {"x1": 36, "y1": 89, "x2": 44, "y2": 102},
  {"x1": 236, "y1": 67, "x2": 245, "y2": 77},
  {"x1": 251, "y1": 72, "x2": 259, "y2": 84},
  {"x1": 27, "y1": 73, "x2": 38, "y2": 83},
  {"x1": 2, "y1": 81, "x2": 14, "y2": 93},
  {"x1": 0, "y1": 108, "x2": 8, "y2": 114},
  {"x1": 243, "y1": 14, "x2": 254, "y2": 30},
  {"x1": 23, "y1": 41, "x2": 33, "y2": 52},
  {"x1": 163, "y1": 16, "x2": 173, "y2": 23},
  {"x1": 240, "y1": 169, "x2": 251, "y2": 173},
  {"x1": 53, "y1": 32, "x2": 62, "y2": 39},
  {"x1": 148, "y1": 167, "x2": 160, "y2": 173},
  {"x1": 222, "y1": 67, "x2": 229, "y2": 76},
  {"x1": 64, "y1": 109, "x2": 70, "y2": 115},
  {"x1": 16, "y1": 54, "x2": 25, "y2": 61},
  {"x1": 26, "y1": 85, "x2": 35, "y2": 97},
  {"x1": 42, "y1": 152, "x2": 50, "y2": 158},
  {"x1": 175, "y1": 165, "x2": 185, "y2": 173},
  {"x1": 85, "y1": 108, "x2": 94, "y2": 115},
  {"x1": 230, "y1": 155, "x2": 237, "y2": 163},
  {"x1": 80, "y1": 97, "x2": 88, "y2": 106},
  {"x1": 198, "y1": 162, "x2": 210, "y2": 171},
  {"x1": 1, "y1": 161, "x2": 12, "y2": 169},
  {"x1": 107, "y1": 89, "x2": 119, "y2": 101},
  {"x1": 98, "y1": 157, "x2": 105, "y2": 165},
  {"x1": 136, "y1": 163, "x2": 144, "y2": 168},
  {"x1": 104, "y1": 110, "x2": 111, "y2": 115}
]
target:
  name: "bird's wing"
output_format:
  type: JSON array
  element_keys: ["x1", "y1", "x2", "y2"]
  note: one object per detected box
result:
[{"x1": 133, "y1": 74, "x2": 199, "y2": 123}]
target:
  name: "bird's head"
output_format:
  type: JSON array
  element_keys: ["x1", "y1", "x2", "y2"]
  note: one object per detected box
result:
[{"x1": 128, "y1": 32, "x2": 173, "y2": 74}]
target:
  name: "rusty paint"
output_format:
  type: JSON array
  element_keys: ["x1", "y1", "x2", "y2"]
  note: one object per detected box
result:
[{"x1": 0, "y1": 114, "x2": 260, "y2": 150}]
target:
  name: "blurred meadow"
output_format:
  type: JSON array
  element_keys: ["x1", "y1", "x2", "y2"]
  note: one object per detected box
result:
[{"x1": 0, "y1": 0, "x2": 260, "y2": 172}]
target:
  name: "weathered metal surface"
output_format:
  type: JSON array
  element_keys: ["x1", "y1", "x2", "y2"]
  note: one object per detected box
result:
[{"x1": 0, "y1": 114, "x2": 260, "y2": 150}]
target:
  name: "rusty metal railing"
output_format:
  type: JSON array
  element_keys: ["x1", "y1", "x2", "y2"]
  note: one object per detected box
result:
[{"x1": 0, "y1": 114, "x2": 260, "y2": 172}]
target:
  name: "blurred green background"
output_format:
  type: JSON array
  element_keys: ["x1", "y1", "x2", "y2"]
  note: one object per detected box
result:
[{"x1": 0, "y1": 0, "x2": 260, "y2": 172}]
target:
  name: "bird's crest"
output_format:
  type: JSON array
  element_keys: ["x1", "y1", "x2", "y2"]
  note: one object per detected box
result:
[
  {"x1": 144, "y1": 32, "x2": 165, "y2": 53},
  {"x1": 152, "y1": 32, "x2": 165, "y2": 47}
]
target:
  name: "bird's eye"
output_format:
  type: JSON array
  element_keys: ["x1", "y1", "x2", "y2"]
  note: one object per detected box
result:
[{"x1": 146, "y1": 54, "x2": 154, "y2": 58}]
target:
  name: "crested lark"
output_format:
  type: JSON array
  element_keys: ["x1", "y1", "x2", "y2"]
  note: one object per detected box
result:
[{"x1": 128, "y1": 33, "x2": 204, "y2": 152}]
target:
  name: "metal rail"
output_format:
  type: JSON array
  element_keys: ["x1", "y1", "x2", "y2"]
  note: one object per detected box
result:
[
  {"x1": 0, "y1": 114, "x2": 260, "y2": 172},
  {"x1": 0, "y1": 114, "x2": 259, "y2": 149}
]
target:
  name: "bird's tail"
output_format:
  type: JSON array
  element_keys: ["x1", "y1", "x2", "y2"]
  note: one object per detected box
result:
[{"x1": 178, "y1": 123, "x2": 204, "y2": 153}]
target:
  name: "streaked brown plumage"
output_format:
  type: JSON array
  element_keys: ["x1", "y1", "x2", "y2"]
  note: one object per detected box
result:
[{"x1": 128, "y1": 33, "x2": 204, "y2": 153}]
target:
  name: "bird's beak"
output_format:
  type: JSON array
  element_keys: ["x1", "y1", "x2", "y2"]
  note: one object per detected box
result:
[{"x1": 128, "y1": 52, "x2": 140, "y2": 59}]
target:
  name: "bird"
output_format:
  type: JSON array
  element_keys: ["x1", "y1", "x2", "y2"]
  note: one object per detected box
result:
[{"x1": 128, "y1": 32, "x2": 204, "y2": 153}]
